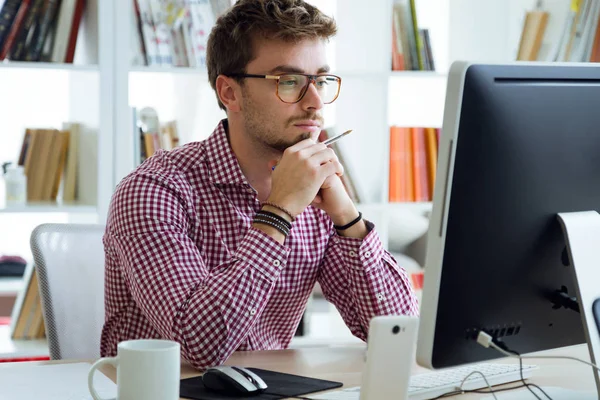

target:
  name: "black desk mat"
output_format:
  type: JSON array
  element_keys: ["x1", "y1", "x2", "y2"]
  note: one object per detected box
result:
[{"x1": 180, "y1": 367, "x2": 343, "y2": 399}]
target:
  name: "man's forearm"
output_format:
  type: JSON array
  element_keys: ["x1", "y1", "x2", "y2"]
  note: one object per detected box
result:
[{"x1": 330, "y1": 206, "x2": 368, "y2": 239}]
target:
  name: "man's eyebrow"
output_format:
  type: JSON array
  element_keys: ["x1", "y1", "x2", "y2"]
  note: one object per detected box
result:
[{"x1": 268, "y1": 65, "x2": 331, "y2": 74}]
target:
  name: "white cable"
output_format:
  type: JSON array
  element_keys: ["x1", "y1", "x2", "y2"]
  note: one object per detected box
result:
[
  {"x1": 458, "y1": 370, "x2": 498, "y2": 400},
  {"x1": 478, "y1": 331, "x2": 600, "y2": 373}
]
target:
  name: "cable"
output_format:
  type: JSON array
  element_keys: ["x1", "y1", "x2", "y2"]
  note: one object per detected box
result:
[
  {"x1": 458, "y1": 370, "x2": 498, "y2": 399},
  {"x1": 478, "y1": 330, "x2": 600, "y2": 372},
  {"x1": 477, "y1": 330, "x2": 600, "y2": 400},
  {"x1": 503, "y1": 346, "x2": 548, "y2": 400},
  {"x1": 477, "y1": 331, "x2": 550, "y2": 399}
]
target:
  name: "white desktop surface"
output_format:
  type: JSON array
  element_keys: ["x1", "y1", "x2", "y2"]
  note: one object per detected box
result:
[
  {"x1": 0, "y1": 325, "x2": 48, "y2": 359},
  {"x1": 0, "y1": 343, "x2": 593, "y2": 399}
]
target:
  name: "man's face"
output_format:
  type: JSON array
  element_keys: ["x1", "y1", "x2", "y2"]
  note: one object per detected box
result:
[{"x1": 240, "y1": 37, "x2": 329, "y2": 153}]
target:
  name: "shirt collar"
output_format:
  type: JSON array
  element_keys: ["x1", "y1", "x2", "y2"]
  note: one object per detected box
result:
[{"x1": 204, "y1": 119, "x2": 249, "y2": 186}]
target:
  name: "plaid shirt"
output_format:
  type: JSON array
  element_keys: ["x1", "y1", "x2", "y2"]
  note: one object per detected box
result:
[{"x1": 101, "y1": 119, "x2": 418, "y2": 370}]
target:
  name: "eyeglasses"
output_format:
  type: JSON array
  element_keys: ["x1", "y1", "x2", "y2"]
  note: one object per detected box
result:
[{"x1": 226, "y1": 73, "x2": 342, "y2": 104}]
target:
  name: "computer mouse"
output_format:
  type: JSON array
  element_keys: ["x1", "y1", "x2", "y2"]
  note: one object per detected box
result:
[{"x1": 202, "y1": 365, "x2": 268, "y2": 395}]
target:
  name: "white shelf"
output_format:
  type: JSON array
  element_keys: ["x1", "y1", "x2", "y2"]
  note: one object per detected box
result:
[
  {"x1": 0, "y1": 61, "x2": 98, "y2": 72},
  {"x1": 129, "y1": 65, "x2": 208, "y2": 75},
  {"x1": 0, "y1": 326, "x2": 48, "y2": 359},
  {"x1": 0, "y1": 203, "x2": 97, "y2": 214},
  {"x1": 389, "y1": 71, "x2": 447, "y2": 78},
  {"x1": 386, "y1": 201, "x2": 433, "y2": 213},
  {"x1": 0, "y1": 279, "x2": 24, "y2": 296},
  {"x1": 358, "y1": 202, "x2": 433, "y2": 213}
]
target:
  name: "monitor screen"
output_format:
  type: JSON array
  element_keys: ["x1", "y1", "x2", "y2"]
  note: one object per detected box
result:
[{"x1": 417, "y1": 62, "x2": 600, "y2": 369}]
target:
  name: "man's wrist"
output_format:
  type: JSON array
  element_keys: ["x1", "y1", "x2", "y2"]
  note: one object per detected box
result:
[
  {"x1": 261, "y1": 204, "x2": 293, "y2": 223},
  {"x1": 330, "y1": 205, "x2": 360, "y2": 227}
]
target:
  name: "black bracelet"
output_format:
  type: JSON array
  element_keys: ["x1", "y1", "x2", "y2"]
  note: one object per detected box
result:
[
  {"x1": 254, "y1": 216, "x2": 290, "y2": 235},
  {"x1": 333, "y1": 212, "x2": 363, "y2": 231},
  {"x1": 253, "y1": 218, "x2": 290, "y2": 236},
  {"x1": 255, "y1": 210, "x2": 292, "y2": 229}
]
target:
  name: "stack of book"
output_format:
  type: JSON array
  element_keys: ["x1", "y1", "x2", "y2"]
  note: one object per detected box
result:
[
  {"x1": 17, "y1": 122, "x2": 94, "y2": 204},
  {"x1": 391, "y1": 0, "x2": 435, "y2": 71},
  {"x1": 0, "y1": 0, "x2": 85, "y2": 63},
  {"x1": 517, "y1": 0, "x2": 600, "y2": 62},
  {"x1": 388, "y1": 126, "x2": 440, "y2": 203},
  {"x1": 132, "y1": 107, "x2": 181, "y2": 167},
  {"x1": 132, "y1": 0, "x2": 234, "y2": 67}
]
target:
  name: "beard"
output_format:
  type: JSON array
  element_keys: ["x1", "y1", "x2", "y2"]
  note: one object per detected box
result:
[{"x1": 242, "y1": 90, "x2": 324, "y2": 153}]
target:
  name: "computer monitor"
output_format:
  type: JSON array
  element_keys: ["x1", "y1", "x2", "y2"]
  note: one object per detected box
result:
[{"x1": 416, "y1": 61, "x2": 600, "y2": 371}]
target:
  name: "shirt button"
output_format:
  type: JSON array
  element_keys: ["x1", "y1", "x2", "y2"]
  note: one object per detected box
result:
[
  {"x1": 249, "y1": 308, "x2": 257, "y2": 316},
  {"x1": 377, "y1": 293, "x2": 386, "y2": 302},
  {"x1": 273, "y1": 259, "x2": 281, "y2": 267},
  {"x1": 364, "y1": 251, "x2": 371, "y2": 257},
  {"x1": 349, "y1": 251, "x2": 357, "y2": 258}
]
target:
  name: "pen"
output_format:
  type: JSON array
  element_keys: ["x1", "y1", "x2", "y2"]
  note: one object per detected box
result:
[
  {"x1": 323, "y1": 129, "x2": 352, "y2": 146},
  {"x1": 271, "y1": 129, "x2": 353, "y2": 171}
]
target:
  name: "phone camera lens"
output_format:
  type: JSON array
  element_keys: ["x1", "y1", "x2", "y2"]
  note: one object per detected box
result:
[{"x1": 392, "y1": 326, "x2": 400, "y2": 334}]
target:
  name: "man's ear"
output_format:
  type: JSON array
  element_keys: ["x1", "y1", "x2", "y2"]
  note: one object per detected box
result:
[{"x1": 215, "y1": 75, "x2": 241, "y2": 112}]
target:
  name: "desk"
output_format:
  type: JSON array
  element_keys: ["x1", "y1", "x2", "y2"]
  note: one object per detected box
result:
[
  {"x1": 30, "y1": 343, "x2": 599, "y2": 399},
  {"x1": 0, "y1": 325, "x2": 48, "y2": 360}
]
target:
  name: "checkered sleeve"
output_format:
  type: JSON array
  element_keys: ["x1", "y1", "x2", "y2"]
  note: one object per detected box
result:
[
  {"x1": 317, "y1": 220, "x2": 419, "y2": 340},
  {"x1": 106, "y1": 170, "x2": 290, "y2": 370}
]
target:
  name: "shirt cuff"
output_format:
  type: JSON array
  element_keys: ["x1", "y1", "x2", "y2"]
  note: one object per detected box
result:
[
  {"x1": 334, "y1": 220, "x2": 383, "y2": 272},
  {"x1": 233, "y1": 226, "x2": 291, "y2": 282}
]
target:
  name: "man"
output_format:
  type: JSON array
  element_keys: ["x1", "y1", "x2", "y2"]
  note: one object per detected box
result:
[{"x1": 101, "y1": 0, "x2": 418, "y2": 370}]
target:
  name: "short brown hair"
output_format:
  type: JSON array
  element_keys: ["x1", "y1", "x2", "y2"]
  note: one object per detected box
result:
[{"x1": 206, "y1": 0, "x2": 337, "y2": 110}]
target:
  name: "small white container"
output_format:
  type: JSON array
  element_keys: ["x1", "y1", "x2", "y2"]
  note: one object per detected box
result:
[{"x1": 3, "y1": 164, "x2": 27, "y2": 205}]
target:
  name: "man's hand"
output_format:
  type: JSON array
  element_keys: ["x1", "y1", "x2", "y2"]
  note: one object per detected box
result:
[{"x1": 266, "y1": 139, "x2": 342, "y2": 218}]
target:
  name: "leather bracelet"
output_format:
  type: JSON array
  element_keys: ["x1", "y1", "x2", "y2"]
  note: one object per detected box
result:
[
  {"x1": 255, "y1": 210, "x2": 292, "y2": 229},
  {"x1": 253, "y1": 218, "x2": 290, "y2": 236},
  {"x1": 261, "y1": 201, "x2": 296, "y2": 222},
  {"x1": 333, "y1": 212, "x2": 363, "y2": 231},
  {"x1": 254, "y1": 215, "x2": 291, "y2": 234}
]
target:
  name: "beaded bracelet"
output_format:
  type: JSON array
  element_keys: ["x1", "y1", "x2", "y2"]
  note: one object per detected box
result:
[
  {"x1": 256, "y1": 210, "x2": 292, "y2": 230},
  {"x1": 253, "y1": 217, "x2": 290, "y2": 236}
]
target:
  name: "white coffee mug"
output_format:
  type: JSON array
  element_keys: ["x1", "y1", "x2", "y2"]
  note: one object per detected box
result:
[{"x1": 88, "y1": 339, "x2": 181, "y2": 400}]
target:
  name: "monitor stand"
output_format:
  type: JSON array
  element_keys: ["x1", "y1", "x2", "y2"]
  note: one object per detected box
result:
[
  {"x1": 485, "y1": 211, "x2": 600, "y2": 400},
  {"x1": 548, "y1": 210, "x2": 600, "y2": 399}
]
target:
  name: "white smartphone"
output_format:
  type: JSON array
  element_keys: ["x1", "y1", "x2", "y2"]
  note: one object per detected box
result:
[{"x1": 360, "y1": 315, "x2": 419, "y2": 400}]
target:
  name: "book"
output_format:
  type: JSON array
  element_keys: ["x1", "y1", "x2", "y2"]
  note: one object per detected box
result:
[
  {"x1": 8, "y1": 0, "x2": 45, "y2": 61},
  {"x1": 24, "y1": 0, "x2": 62, "y2": 62},
  {"x1": 0, "y1": 0, "x2": 32, "y2": 61},
  {"x1": 516, "y1": 10, "x2": 549, "y2": 61},
  {"x1": 0, "y1": 0, "x2": 21, "y2": 52},
  {"x1": 10, "y1": 263, "x2": 45, "y2": 340},
  {"x1": 591, "y1": 9, "x2": 600, "y2": 61}
]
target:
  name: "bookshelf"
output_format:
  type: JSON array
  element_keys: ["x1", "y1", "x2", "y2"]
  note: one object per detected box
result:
[{"x1": 0, "y1": 0, "x2": 597, "y2": 266}]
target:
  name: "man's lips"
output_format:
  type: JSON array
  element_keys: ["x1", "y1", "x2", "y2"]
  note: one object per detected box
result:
[{"x1": 293, "y1": 121, "x2": 322, "y2": 131}]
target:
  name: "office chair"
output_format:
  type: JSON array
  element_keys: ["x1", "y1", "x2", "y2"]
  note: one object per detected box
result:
[{"x1": 30, "y1": 223, "x2": 106, "y2": 360}]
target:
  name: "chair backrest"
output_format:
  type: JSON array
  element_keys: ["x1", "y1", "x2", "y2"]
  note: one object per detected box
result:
[{"x1": 30, "y1": 223, "x2": 106, "y2": 360}]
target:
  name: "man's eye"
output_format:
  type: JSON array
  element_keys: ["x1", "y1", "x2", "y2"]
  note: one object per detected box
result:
[{"x1": 280, "y1": 80, "x2": 298, "y2": 86}]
